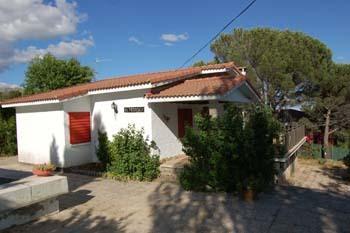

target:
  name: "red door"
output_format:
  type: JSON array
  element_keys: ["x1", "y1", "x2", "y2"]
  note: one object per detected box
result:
[{"x1": 178, "y1": 109, "x2": 193, "y2": 138}]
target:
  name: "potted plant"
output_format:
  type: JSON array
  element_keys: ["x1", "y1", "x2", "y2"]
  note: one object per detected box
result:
[
  {"x1": 239, "y1": 176, "x2": 259, "y2": 202},
  {"x1": 32, "y1": 163, "x2": 56, "y2": 176}
]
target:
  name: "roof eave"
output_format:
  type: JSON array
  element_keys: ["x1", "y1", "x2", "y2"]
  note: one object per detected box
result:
[
  {"x1": 1, "y1": 99, "x2": 60, "y2": 108},
  {"x1": 147, "y1": 95, "x2": 220, "y2": 103}
]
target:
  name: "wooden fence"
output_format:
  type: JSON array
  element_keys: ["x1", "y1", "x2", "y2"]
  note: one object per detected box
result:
[{"x1": 284, "y1": 124, "x2": 305, "y2": 152}]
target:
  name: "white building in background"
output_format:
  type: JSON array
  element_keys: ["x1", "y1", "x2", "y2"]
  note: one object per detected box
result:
[{"x1": 1, "y1": 62, "x2": 260, "y2": 168}]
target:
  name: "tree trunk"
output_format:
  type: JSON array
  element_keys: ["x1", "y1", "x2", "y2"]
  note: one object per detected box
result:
[
  {"x1": 323, "y1": 109, "x2": 331, "y2": 159},
  {"x1": 263, "y1": 80, "x2": 268, "y2": 105}
]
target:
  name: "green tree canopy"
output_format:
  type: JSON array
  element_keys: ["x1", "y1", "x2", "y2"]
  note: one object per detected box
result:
[
  {"x1": 302, "y1": 63, "x2": 350, "y2": 157},
  {"x1": 192, "y1": 59, "x2": 218, "y2": 67},
  {"x1": 23, "y1": 54, "x2": 94, "y2": 94},
  {"x1": 211, "y1": 28, "x2": 333, "y2": 111}
]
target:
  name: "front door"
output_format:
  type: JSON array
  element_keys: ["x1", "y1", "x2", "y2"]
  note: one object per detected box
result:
[{"x1": 178, "y1": 108, "x2": 193, "y2": 138}]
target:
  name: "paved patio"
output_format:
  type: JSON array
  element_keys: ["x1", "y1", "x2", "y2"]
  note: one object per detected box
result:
[{"x1": 1, "y1": 157, "x2": 349, "y2": 233}]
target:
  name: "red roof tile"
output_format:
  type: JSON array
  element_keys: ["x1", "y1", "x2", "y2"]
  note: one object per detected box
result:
[
  {"x1": 147, "y1": 75, "x2": 247, "y2": 98},
  {"x1": 1, "y1": 62, "x2": 241, "y2": 105}
]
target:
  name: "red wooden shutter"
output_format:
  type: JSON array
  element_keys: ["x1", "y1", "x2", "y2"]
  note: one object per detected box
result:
[
  {"x1": 178, "y1": 109, "x2": 193, "y2": 138},
  {"x1": 69, "y1": 112, "x2": 91, "y2": 144}
]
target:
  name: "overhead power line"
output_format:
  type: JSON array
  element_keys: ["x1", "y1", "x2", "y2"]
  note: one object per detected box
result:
[{"x1": 179, "y1": 0, "x2": 257, "y2": 68}]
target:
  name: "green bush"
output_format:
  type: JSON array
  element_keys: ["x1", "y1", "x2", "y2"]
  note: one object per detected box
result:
[
  {"x1": 96, "y1": 130, "x2": 111, "y2": 168},
  {"x1": 107, "y1": 125, "x2": 160, "y2": 181},
  {"x1": 0, "y1": 108, "x2": 17, "y2": 156},
  {"x1": 180, "y1": 104, "x2": 281, "y2": 193},
  {"x1": 343, "y1": 154, "x2": 350, "y2": 168},
  {"x1": 238, "y1": 106, "x2": 281, "y2": 192},
  {"x1": 345, "y1": 131, "x2": 350, "y2": 169}
]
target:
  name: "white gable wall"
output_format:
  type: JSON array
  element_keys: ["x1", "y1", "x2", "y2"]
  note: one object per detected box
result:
[
  {"x1": 90, "y1": 89, "x2": 153, "y2": 160},
  {"x1": 16, "y1": 103, "x2": 66, "y2": 166},
  {"x1": 62, "y1": 96, "x2": 93, "y2": 167},
  {"x1": 222, "y1": 85, "x2": 253, "y2": 103},
  {"x1": 150, "y1": 103, "x2": 204, "y2": 158}
]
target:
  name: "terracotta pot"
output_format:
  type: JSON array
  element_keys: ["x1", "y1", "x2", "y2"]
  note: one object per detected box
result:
[
  {"x1": 32, "y1": 169, "x2": 54, "y2": 176},
  {"x1": 242, "y1": 189, "x2": 255, "y2": 202}
]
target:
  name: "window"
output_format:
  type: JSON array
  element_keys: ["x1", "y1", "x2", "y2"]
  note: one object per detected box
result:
[{"x1": 68, "y1": 112, "x2": 91, "y2": 145}]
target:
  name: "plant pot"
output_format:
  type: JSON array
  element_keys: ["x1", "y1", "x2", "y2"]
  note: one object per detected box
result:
[
  {"x1": 32, "y1": 169, "x2": 54, "y2": 176},
  {"x1": 242, "y1": 189, "x2": 256, "y2": 202}
]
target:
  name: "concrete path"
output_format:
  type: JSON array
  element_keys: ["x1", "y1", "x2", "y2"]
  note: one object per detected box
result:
[{"x1": 1, "y1": 157, "x2": 349, "y2": 233}]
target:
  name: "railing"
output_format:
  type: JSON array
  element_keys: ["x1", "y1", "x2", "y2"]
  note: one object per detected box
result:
[
  {"x1": 274, "y1": 124, "x2": 306, "y2": 183},
  {"x1": 284, "y1": 124, "x2": 305, "y2": 152}
]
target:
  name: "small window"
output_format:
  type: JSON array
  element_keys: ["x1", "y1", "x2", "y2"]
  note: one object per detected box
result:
[{"x1": 69, "y1": 112, "x2": 91, "y2": 145}]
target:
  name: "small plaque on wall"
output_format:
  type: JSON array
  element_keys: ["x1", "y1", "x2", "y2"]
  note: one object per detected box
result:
[{"x1": 124, "y1": 107, "x2": 144, "y2": 113}]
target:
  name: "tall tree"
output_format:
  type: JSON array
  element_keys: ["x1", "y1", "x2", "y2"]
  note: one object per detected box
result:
[
  {"x1": 211, "y1": 28, "x2": 333, "y2": 112},
  {"x1": 23, "y1": 54, "x2": 94, "y2": 94},
  {"x1": 303, "y1": 63, "x2": 350, "y2": 157}
]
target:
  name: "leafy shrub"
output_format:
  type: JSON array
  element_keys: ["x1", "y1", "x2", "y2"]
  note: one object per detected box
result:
[
  {"x1": 33, "y1": 163, "x2": 56, "y2": 171},
  {"x1": 345, "y1": 132, "x2": 350, "y2": 170},
  {"x1": 343, "y1": 153, "x2": 350, "y2": 168},
  {"x1": 238, "y1": 106, "x2": 281, "y2": 192},
  {"x1": 96, "y1": 130, "x2": 111, "y2": 168},
  {"x1": 107, "y1": 125, "x2": 160, "y2": 181},
  {"x1": 0, "y1": 108, "x2": 17, "y2": 156},
  {"x1": 180, "y1": 104, "x2": 281, "y2": 193}
]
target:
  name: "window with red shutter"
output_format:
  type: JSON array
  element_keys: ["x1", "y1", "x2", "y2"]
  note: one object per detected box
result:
[{"x1": 68, "y1": 112, "x2": 91, "y2": 145}]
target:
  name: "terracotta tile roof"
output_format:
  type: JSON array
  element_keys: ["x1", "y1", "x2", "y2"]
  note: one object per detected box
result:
[
  {"x1": 146, "y1": 75, "x2": 247, "y2": 98},
  {"x1": 1, "y1": 62, "x2": 240, "y2": 106}
]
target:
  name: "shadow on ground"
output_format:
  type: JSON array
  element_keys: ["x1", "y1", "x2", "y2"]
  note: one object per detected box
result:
[
  {"x1": 57, "y1": 173, "x2": 100, "y2": 211},
  {"x1": 0, "y1": 168, "x2": 32, "y2": 180},
  {"x1": 318, "y1": 164, "x2": 350, "y2": 192},
  {"x1": 3, "y1": 209, "x2": 126, "y2": 233},
  {"x1": 148, "y1": 182, "x2": 350, "y2": 233}
]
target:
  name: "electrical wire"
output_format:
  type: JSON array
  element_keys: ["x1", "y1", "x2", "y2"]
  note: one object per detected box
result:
[{"x1": 179, "y1": 0, "x2": 257, "y2": 68}]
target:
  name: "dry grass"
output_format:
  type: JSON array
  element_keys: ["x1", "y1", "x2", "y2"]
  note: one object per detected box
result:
[{"x1": 299, "y1": 156, "x2": 347, "y2": 170}]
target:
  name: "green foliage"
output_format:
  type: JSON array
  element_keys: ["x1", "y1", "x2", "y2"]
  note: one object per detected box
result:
[
  {"x1": 106, "y1": 125, "x2": 160, "y2": 181},
  {"x1": 33, "y1": 163, "x2": 56, "y2": 171},
  {"x1": 239, "y1": 106, "x2": 281, "y2": 192},
  {"x1": 96, "y1": 130, "x2": 111, "y2": 168},
  {"x1": 304, "y1": 63, "x2": 350, "y2": 131},
  {"x1": 180, "y1": 104, "x2": 281, "y2": 193},
  {"x1": 0, "y1": 90, "x2": 22, "y2": 101},
  {"x1": 0, "y1": 108, "x2": 17, "y2": 156},
  {"x1": 211, "y1": 28, "x2": 333, "y2": 111},
  {"x1": 303, "y1": 63, "x2": 350, "y2": 157},
  {"x1": 23, "y1": 54, "x2": 94, "y2": 94},
  {"x1": 0, "y1": 90, "x2": 21, "y2": 156},
  {"x1": 192, "y1": 59, "x2": 219, "y2": 67},
  {"x1": 341, "y1": 131, "x2": 350, "y2": 168},
  {"x1": 343, "y1": 154, "x2": 350, "y2": 168}
]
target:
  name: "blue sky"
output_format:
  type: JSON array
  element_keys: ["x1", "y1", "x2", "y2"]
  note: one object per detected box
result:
[{"x1": 0, "y1": 0, "x2": 349, "y2": 86}]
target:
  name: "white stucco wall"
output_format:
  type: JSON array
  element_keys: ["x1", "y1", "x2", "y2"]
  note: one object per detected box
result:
[
  {"x1": 90, "y1": 89, "x2": 152, "y2": 160},
  {"x1": 62, "y1": 96, "x2": 93, "y2": 167},
  {"x1": 14, "y1": 84, "x2": 258, "y2": 166},
  {"x1": 222, "y1": 84, "x2": 258, "y2": 103},
  {"x1": 150, "y1": 103, "x2": 205, "y2": 158},
  {"x1": 16, "y1": 104, "x2": 66, "y2": 166}
]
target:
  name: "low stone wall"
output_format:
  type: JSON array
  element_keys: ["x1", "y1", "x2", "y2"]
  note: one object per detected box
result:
[
  {"x1": 160, "y1": 165, "x2": 184, "y2": 182},
  {"x1": 0, "y1": 175, "x2": 68, "y2": 230},
  {"x1": 159, "y1": 155, "x2": 188, "y2": 182}
]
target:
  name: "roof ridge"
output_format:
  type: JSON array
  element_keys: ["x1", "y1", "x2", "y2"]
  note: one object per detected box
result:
[
  {"x1": 1, "y1": 62, "x2": 239, "y2": 106},
  {"x1": 94, "y1": 61, "x2": 235, "y2": 83}
]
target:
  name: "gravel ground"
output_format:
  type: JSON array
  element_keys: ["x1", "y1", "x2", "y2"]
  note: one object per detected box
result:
[{"x1": 1, "y1": 157, "x2": 350, "y2": 233}]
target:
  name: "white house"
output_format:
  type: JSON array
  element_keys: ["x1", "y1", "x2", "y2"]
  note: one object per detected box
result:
[{"x1": 0, "y1": 62, "x2": 260, "y2": 168}]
